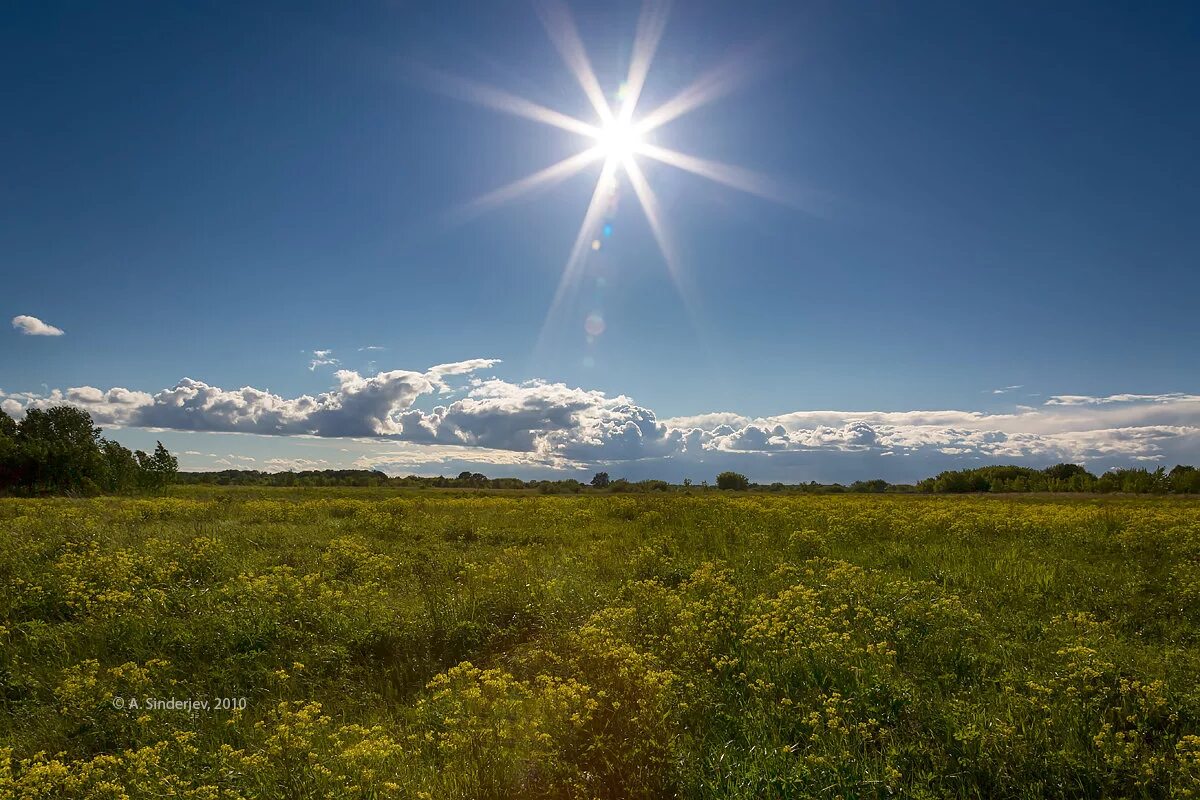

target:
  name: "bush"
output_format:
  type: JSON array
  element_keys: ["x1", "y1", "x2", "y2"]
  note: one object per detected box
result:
[{"x1": 716, "y1": 471, "x2": 749, "y2": 491}]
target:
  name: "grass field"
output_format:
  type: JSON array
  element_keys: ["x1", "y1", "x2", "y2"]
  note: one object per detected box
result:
[{"x1": 2, "y1": 489, "x2": 1200, "y2": 798}]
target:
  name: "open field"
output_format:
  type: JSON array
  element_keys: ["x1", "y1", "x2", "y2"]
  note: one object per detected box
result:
[{"x1": 2, "y1": 490, "x2": 1200, "y2": 798}]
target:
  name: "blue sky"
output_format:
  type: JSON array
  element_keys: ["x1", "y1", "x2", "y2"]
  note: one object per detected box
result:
[{"x1": 3, "y1": 1, "x2": 1198, "y2": 481}]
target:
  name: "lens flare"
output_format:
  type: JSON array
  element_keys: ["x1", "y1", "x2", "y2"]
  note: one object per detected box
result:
[
  {"x1": 419, "y1": 0, "x2": 800, "y2": 353},
  {"x1": 584, "y1": 313, "x2": 606, "y2": 336}
]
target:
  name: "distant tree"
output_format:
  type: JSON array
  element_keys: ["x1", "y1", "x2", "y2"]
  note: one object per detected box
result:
[
  {"x1": 535, "y1": 479, "x2": 584, "y2": 494},
  {"x1": 150, "y1": 441, "x2": 178, "y2": 489},
  {"x1": 451, "y1": 471, "x2": 489, "y2": 488},
  {"x1": 1099, "y1": 467, "x2": 1169, "y2": 494},
  {"x1": 0, "y1": 405, "x2": 181, "y2": 496},
  {"x1": 0, "y1": 409, "x2": 18, "y2": 488},
  {"x1": 716, "y1": 471, "x2": 749, "y2": 491},
  {"x1": 928, "y1": 469, "x2": 991, "y2": 493},
  {"x1": 682, "y1": 478, "x2": 692, "y2": 487},
  {"x1": 134, "y1": 450, "x2": 153, "y2": 487},
  {"x1": 1170, "y1": 465, "x2": 1200, "y2": 494},
  {"x1": 591, "y1": 471, "x2": 610, "y2": 488},
  {"x1": 13, "y1": 406, "x2": 105, "y2": 494},
  {"x1": 100, "y1": 439, "x2": 141, "y2": 493},
  {"x1": 0, "y1": 408, "x2": 16, "y2": 438},
  {"x1": 1043, "y1": 463, "x2": 1093, "y2": 482}
]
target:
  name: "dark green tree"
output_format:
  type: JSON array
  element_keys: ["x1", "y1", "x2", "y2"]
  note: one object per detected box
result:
[
  {"x1": 134, "y1": 441, "x2": 178, "y2": 492},
  {"x1": 716, "y1": 471, "x2": 749, "y2": 491},
  {"x1": 100, "y1": 439, "x2": 141, "y2": 493},
  {"x1": 1170, "y1": 465, "x2": 1200, "y2": 494},
  {"x1": 0, "y1": 408, "x2": 16, "y2": 438},
  {"x1": 13, "y1": 406, "x2": 105, "y2": 494},
  {"x1": 150, "y1": 441, "x2": 178, "y2": 489},
  {"x1": 591, "y1": 471, "x2": 610, "y2": 488},
  {"x1": 1043, "y1": 463, "x2": 1092, "y2": 482},
  {"x1": 0, "y1": 409, "x2": 18, "y2": 488}
]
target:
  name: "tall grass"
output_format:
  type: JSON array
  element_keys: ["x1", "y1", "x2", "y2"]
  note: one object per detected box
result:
[{"x1": 1, "y1": 489, "x2": 1199, "y2": 797}]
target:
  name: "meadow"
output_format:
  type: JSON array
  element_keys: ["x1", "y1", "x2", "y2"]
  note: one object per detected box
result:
[{"x1": 2, "y1": 489, "x2": 1199, "y2": 799}]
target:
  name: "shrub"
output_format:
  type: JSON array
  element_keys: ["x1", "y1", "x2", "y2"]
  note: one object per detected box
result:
[{"x1": 715, "y1": 471, "x2": 749, "y2": 490}]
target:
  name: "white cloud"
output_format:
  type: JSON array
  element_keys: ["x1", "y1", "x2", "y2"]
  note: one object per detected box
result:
[
  {"x1": 262, "y1": 457, "x2": 330, "y2": 471},
  {"x1": 1045, "y1": 393, "x2": 1200, "y2": 406},
  {"x1": 11, "y1": 315, "x2": 64, "y2": 336},
  {"x1": 991, "y1": 385, "x2": 1023, "y2": 394},
  {"x1": 425, "y1": 358, "x2": 502, "y2": 392},
  {"x1": 4, "y1": 362, "x2": 1199, "y2": 482},
  {"x1": 308, "y1": 349, "x2": 340, "y2": 371}
]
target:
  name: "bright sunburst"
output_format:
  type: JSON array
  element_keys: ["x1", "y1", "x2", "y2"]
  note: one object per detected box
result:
[
  {"x1": 423, "y1": 0, "x2": 796, "y2": 344},
  {"x1": 594, "y1": 117, "x2": 644, "y2": 163}
]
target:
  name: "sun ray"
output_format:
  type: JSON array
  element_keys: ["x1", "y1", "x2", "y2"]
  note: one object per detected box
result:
[
  {"x1": 637, "y1": 142, "x2": 805, "y2": 208},
  {"x1": 622, "y1": 156, "x2": 704, "y2": 326},
  {"x1": 416, "y1": 3, "x2": 807, "y2": 357},
  {"x1": 634, "y1": 40, "x2": 771, "y2": 134},
  {"x1": 621, "y1": 158, "x2": 676, "y2": 278},
  {"x1": 618, "y1": 0, "x2": 672, "y2": 123},
  {"x1": 537, "y1": 158, "x2": 620, "y2": 352},
  {"x1": 623, "y1": 156, "x2": 716, "y2": 356},
  {"x1": 417, "y1": 65, "x2": 599, "y2": 138},
  {"x1": 452, "y1": 147, "x2": 605, "y2": 223},
  {"x1": 534, "y1": 0, "x2": 614, "y2": 124}
]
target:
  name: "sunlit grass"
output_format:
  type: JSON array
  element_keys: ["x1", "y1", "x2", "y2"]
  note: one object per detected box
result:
[{"x1": 2, "y1": 490, "x2": 1199, "y2": 797}]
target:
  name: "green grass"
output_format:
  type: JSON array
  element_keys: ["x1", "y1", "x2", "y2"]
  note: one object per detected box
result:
[{"x1": 2, "y1": 489, "x2": 1199, "y2": 798}]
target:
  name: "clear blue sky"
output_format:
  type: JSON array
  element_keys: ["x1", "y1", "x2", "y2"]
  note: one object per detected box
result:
[{"x1": 3, "y1": 1, "x2": 1198, "y2": 481}]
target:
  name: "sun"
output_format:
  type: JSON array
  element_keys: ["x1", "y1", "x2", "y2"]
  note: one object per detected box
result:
[
  {"x1": 425, "y1": 0, "x2": 796, "y2": 349},
  {"x1": 594, "y1": 117, "x2": 643, "y2": 163}
]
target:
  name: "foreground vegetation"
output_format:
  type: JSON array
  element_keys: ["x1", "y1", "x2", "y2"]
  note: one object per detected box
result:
[{"x1": 2, "y1": 490, "x2": 1200, "y2": 798}]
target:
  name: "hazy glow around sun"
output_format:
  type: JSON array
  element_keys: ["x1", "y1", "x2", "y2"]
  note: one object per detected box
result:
[
  {"x1": 427, "y1": 0, "x2": 795, "y2": 349},
  {"x1": 594, "y1": 117, "x2": 643, "y2": 162}
]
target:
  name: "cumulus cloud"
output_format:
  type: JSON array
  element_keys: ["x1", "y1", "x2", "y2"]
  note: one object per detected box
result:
[
  {"x1": 11, "y1": 315, "x2": 64, "y2": 336},
  {"x1": 4, "y1": 362, "x2": 1199, "y2": 482}
]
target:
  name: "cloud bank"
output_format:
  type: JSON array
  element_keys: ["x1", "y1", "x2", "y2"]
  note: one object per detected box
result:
[
  {"x1": 3, "y1": 362, "x2": 1198, "y2": 482},
  {"x1": 11, "y1": 315, "x2": 64, "y2": 336}
]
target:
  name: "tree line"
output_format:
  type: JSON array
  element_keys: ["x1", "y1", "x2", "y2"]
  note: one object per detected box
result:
[
  {"x1": 173, "y1": 468, "x2": 674, "y2": 494},
  {"x1": 132, "y1": 463, "x2": 1200, "y2": 495},
  {"x1": 0, "y1": 407, "x2": 177, "y2": 495},
  {"x1": 915, "y1": 463, "x2": 1200, "y2": 494},
  {"x1": 4, "y1": 406, "x2": 1200, "y2": 496}
]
